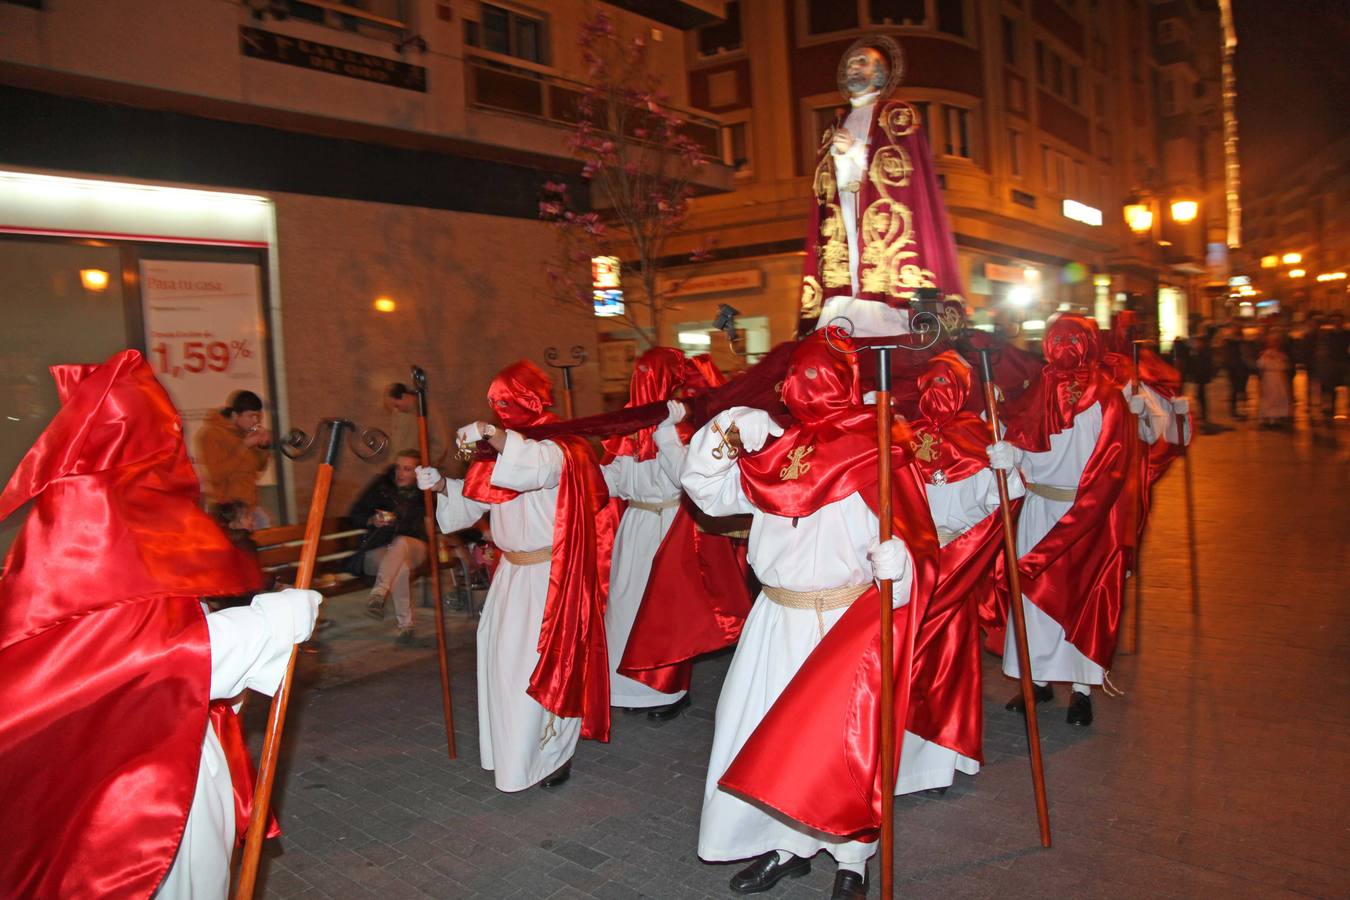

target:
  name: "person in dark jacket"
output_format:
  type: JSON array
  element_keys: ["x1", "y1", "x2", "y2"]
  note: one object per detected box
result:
[
  {"x1": 1219, "y1": 324, "x2": 1251, "y2": 420},
  {"x1": 352, "y1": 449, "x2": 428, "y2": 644}
]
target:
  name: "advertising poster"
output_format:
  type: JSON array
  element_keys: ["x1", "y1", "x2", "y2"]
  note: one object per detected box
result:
[{"x1": 140, "y1": 260, "x2": 275, "y2": 487}]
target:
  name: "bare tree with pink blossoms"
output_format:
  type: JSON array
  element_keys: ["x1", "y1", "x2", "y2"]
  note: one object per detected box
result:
[{"x1": 540, "y1": 10, "x2": 712, "y2": 346}]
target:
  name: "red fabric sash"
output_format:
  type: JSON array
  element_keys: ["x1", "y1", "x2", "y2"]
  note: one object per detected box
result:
[
  {"x1": 717, "y1": 465, "x2": 940, "y2": 840},
  {"x1": 208, "y1": 701, "x2": 280, "y2": 845},
  {"x1": 464, "y1": 434, "x2": 616, "y2": 742},
  {"x1": 616, "y1": 501, "x2": 754, "y2": 693},
  {"x1": 1003, "y1": 393, "x2": 1141, "y2": 668}
]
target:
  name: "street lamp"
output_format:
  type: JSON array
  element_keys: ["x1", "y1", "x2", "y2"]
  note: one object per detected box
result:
[
  {"x1": 1281, "y1": 252, "x2": 1302, "y2": 265},
  {"x1": 1123, "y1": 196, "x2": 1154, "y2": 235},
  {"x1": 1288, "y1": 268, "x2": 1306, "y2": 279},
  {"x1": 1170, "y1": 199, "x2": 1199, "y2": 224}
]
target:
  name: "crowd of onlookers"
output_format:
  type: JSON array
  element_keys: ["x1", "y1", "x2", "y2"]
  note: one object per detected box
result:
[{"x1": 1171, "y1": 312, "x2": 1349, "y2": 431}]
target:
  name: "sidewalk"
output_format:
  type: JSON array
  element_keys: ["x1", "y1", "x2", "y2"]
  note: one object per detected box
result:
[{"x1": 243, "y1": 418, "x2": 1350, "y2": 899}]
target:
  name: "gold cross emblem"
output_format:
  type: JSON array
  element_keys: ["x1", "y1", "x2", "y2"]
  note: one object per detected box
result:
[
  {"x1": 779, "y1": 445, "x2": 815, "y2": 481},
  {"x1": 910, "y1": 432, "x2": 940, "y2": 462}
]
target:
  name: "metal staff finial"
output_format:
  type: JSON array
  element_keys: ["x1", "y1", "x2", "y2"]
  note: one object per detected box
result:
[
  {"x1": 280, "y1": 418, "x2": 388, "y2": 461},
  {"x1": 545, "y1": 345, "x2": 588, "y2": 419}
]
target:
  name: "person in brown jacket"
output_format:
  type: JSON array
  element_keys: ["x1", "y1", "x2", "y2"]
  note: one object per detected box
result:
[{"x1": 195, "y1": 390, "x2": 272, "y2": 530}]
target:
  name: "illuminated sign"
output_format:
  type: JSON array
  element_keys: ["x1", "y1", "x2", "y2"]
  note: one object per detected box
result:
[
  {"x1": 592, "y1": 256, "x2": 621, "y2": 289},
  {"x1": 593, "y1": 289, "x2": 624, "y2": 317},
  {"x1": 1228, "y1": 275, "x2": 1251, "y2": 286},
  {"x1": 1062, "y1": 199, "x2": 1103, "y2": 227}
]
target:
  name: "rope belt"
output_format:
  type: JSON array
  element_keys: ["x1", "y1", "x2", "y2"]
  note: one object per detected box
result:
[
  {"x1": 762, "y1": 583, "x2": 870, "y2": 637},
  {"x1": 936, "y1": 527, "x2": 962, "y2": 547},
  {"x1": 627, "y1": 498, "x2": 681, "y2": 514},
  {"x1": 501, "y1": 547, "x2": 553, "y2": 566},
  {"x1": 1025, "y1": 482, "x2": 1078, "y2": 502}
]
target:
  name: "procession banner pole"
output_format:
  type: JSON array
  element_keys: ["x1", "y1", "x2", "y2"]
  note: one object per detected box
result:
[
  {"x1": 545, "y1": 345, "x2": 588, "y2": 419},
  {"x1": 1179, "y1": 409, "x2": 1201, "y2": 616},
  {"x1": 873, "y1": 344, "x2": 898, "y2": 900},
  {"x1": 412, "y1": 366, "x2": 457, "y2": 759},
  {"x1": 236, "y1": 420, "x2": 350, "y2": 899},
  {"x1": 1131, "y1": 341, "x2": 1143, "y2": 655},
  {"x1": 978, "y1": 350, "x2": 1052, "y2": 848}
]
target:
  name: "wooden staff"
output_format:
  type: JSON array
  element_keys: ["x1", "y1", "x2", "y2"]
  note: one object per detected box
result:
[
  {"x1": 978, "y1": 350, "x2": 1052, "y2": 848},
  {"x1": 412, "y1": 366, "x2": 457, "y2": 759},
  {"x1": 1131, "y1": 341, "x2": 1143, "y2": 654},
  {"x1": 545, "y1": 345, "x2": 587, "y2": 419},
  {"x1": 872, "y1": 346, "x2": 908, "y2": 900},
  {"x1": 1179, "y1": 408, "x2": 1201, "y2": 616},
  {"x1": 235, "y1": 420, "x2": 348, "y2": 900}
]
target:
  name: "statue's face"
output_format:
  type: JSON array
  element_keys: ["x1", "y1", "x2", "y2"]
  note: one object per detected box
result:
[{"x1": 843, "y1": 48, "x2": 888, "y2": 96}]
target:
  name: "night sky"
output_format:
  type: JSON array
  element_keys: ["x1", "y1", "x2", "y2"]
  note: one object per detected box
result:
[{"x1": 1233, "y1": 0, "x2": 1350, "y2": 199}]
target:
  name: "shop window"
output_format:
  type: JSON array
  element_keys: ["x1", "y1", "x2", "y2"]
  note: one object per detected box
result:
[
  {"x1": 943, "y1": 105, "x2": 971, "y2": 159},
  {"x1": 721, "y1": 120, "x2": 752, "y2": 176},
  {"x1": 935, "y1": 0, "x2": 965, "y2": 37},
  {"x1": 805, "y1": 0, "x2": 859, "y2": 34},
  {"x1": 868, "y1": 0, "x2": 926, "y2": 26},
  {"x1": 698, "y1": 1, "x2": 743, "y2": 56},
  {"x1": 467, "y1": 3, "x2": 548, "y2": 65},
  {"x1": 1002, "y1": 16, "x2": 1018, "y2": 66}
]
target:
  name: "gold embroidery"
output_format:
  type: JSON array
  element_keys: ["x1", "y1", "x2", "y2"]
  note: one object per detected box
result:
[
  {"x1": 779, "y1": 445, "x2": 815, "y2": 481},
  {"x1": 800, "y1": 276, "x2": 823, "y2": 318},
  {"x1": 819, "y1": 208, "x2": 851, "y2": 289},
  {"x1": 1065, "y1": 380, "x2": 1085, "y2": 405},
  {"x1": 880, "y1": 102, "x2": 919, "y2": 140},
  {"x1": 859, "y1": 200, "x2": 915, "y2": 295},
  {"x1": 868, "y1": 144, "x2": 913, "y2": 191},
  {"x1": 910, "y1": 432, "x2": 939, "y2": 462}
]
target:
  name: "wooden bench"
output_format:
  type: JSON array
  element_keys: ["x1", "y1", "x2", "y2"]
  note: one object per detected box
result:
[{"x1": 250, "y1": 516, "x2": 485, "y2": 614}]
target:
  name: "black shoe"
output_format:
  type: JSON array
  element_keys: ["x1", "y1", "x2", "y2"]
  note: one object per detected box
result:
[
  {"x1": 1066, "y1": 691, "x2": 1093, "y2": 726},
  {"x1": 1005, "y1": 683, "x2": 1054, "y2": 713},
  {"x1": 395, "y1": 628, "x2": 415, "y2": 646},
  {"x1": 831, "y1": 868, "x2": 868, "y2": 900},
  {"x1": 365, "y1": 594, "x2": 387, "y2": 620},
  {"x1": 729, "y1": 851, "x2": 811, "y2": 894},
  {"x1": 539, "y1": 760, "x2": 572, "y2": 790},
  {"x1": 646, "y1": 694, "x2": 691, "y2": 722}
]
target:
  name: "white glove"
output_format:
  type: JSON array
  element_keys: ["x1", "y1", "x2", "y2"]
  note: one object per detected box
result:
[
  {"x1": 661, "y1": 400, "x2": 687, "y2": 427},
  {"x1": 732, "y1": 408, "x2": 785, "y2": 453},
  {"x1": 251, "y1": 588, "x2": 322, "y2": 645},
  {"x1": 1127, "y1": 394, "x2": 1147, "y2": 415},
  {"x1": 456, "y1": 421, "x2": 489, "y2": 445},
  {"x1": 1171, "y1": 396, "x2": 1190, "y2": 415},
  {"x1": 986, "y1": 441, "x2": 1017, "y2": 471},
  {"x1": 863, "y1": 390, "x2": 877, "y2": 406},
  {"x1": 868, "y1": 537, "x2": 911, "y2": 591},
  {"x1": 415, "y1": 465, "x2": 445, "y2": 493}
]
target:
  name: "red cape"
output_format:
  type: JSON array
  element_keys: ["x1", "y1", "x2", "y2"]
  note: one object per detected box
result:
[
  {"x1": 717, "y1": 463, "x2": 940, "y2": 839},
  {"x1": 616, "y1": 501, "x2": 753, "y2": 693},
  {"x1": 465, "y1": 434, "x2": 616, "y2": 742},
  {"x1": 0, "y1": 350, "x2": 262, "y2": 899}
]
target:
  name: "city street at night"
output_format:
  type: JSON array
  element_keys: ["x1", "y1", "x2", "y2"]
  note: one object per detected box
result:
[{"x1": 245, "y1": 396, "x2": 1348, "y2": 900}]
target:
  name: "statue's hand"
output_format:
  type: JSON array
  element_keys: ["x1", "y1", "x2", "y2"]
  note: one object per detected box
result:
[{"x1": 831, "y1": 127, "x2": 855, "y2": 155}]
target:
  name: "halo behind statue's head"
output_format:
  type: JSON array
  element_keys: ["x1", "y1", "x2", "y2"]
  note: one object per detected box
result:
[{"x1": 836, "y1": 34, "x2": 905, "y2": 99}]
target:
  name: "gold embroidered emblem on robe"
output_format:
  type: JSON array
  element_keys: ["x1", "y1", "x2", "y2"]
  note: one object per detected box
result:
[{"x1": 779, "y1": 445, "x2": 815, "y2": 481}]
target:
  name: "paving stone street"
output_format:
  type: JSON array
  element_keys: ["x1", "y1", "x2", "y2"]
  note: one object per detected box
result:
[{"x1": 243, "y1": 382, "x2": 1350, "y2": 900}]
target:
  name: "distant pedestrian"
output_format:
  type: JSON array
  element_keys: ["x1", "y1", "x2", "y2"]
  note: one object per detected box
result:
[
  {"x1": 1219, "y1": 325, "x2": 1250, "y2": 419},
  {"x1": 1257, "y1": 336, "x2": 1293, "y2": 428}
]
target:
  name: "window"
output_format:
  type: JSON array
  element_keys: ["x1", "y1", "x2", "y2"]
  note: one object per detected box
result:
[
  {"x1": 806, "y1": 0, "x2": 859, "y2": 33},
  {"x1": 935, "y1": 0, "x2": 965, "y2": 36},
  {"x1": 1161, "y1": 77, "x2": 1177, "y2": 115},
  {"x1": 1043, "y1": 145, "x2": 1070, "y2": 195},
  {"x1": 910, "y1": 101, "x2": 932, "y2": 150},
  {"x1": 1035, "y1": 41, "x2": 1045, "y2": 84},
  {"x1": 1157, "y1": 18, "x2": 1181, "y2": 44},
  {"x1": 698, "y1": 1, "x2": 743, "y2": 56},
  {"x1": 868, "y1": 0, "x2": 926, "y2": 26},
  {"x1": 1036, "y1": 41, "x2": 1083, "y2": 108},
  {"x1": 468, "y1": 3, "x2": 548, "y2": 65},
  {"x1": 1051, "y1": 53, "x2": 1064, "y2": 96},
  {"x1": 943, "y1": 105, "x2": 971, "y2": 159},
  {"x1": 286, "y1": 0, "x2": 408, "y2": 33},
  {"x1": 721, "y1": 121, "x2": 752, "y2": 176},
  {"x1": 1008, "y1": 129, "x2": 1024, "y2": 178},
  {"x1": 1094, "y1": 83, "x2": 1106, "y2": 118},
  {"x1": 1002, "y1": 16, "x2": 1018, "y2": 66},
  {"x1": 1068, "y1": 66, "x2": 1080, "y2": 106}
]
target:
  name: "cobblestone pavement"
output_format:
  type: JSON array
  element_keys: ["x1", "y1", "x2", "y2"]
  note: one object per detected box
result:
[{"x1": 244, "y1": 382, "x2": 1349, "y2": 900}]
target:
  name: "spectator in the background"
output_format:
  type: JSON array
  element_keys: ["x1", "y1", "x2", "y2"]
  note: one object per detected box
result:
[
  {"x1": 195, "y1": 390, "x2": 272, "y2": 530},
  {"x1": 352, "y1": 449, "x2": 429, "y2": 645},
  {"x1": 384, "y1": 382, "x2": 451, "y2": 468},
  {"x1": 1257, "y1": 335, "x2": 1293, "y2": 428},
  {"x1": 1313, "y1": 314, "x2": 1349, "y2": 421},
  {"x1": 1219, "y1": 324, "x2": 1250, "y2": 420}
]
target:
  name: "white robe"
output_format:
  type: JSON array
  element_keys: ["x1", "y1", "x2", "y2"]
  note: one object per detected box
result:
[
  {"x1": 156, "y1": 602, "x2": 297, "y2": 899},
  {"x1": 601, "y1": 424, "x2": 687, "y2": 707},
  {"x1": 434, "y1": 431, "x2": 582, "y2": 792},
  {"x1": 896, "y1": 466, "x2": 1026, "y2": 794},
  {"x1": 682, "y1": 415, "x2": 914, "y2": 865},
  {"x1": 1002, "y1": 387, "x2": 1169, "y2": 685},
  {"x1": 815, "y1": 90, "x2": 912, "y2": 339}
]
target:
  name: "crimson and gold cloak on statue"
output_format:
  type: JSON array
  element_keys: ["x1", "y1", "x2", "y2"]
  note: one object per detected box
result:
[{"x1": 0, "y1": 350, "x2": 262, "y2": 899}]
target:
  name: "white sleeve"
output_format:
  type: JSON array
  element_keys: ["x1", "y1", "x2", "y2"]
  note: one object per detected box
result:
[
  {"x1": 435, "y1": 478, "x2": 490, "y2": 533},
  {"x1": 680, "y1": 413, "x2": 755, "y2": 517},
  {"x1": 205, "y1": 604, "x2": 296, "y2": 699},
  {"x1": 653, "y1": 424, "x2": 689, "y2": 487},
  {"x1": 1125, "y1": 382, "x2": 1169, "y2": 445},
  {"x1": 601, "y1": 456, "x2": 626, "y2": 497},
  {"x1": 490, "y1": 431, "x2": 564, "y2": 493}
]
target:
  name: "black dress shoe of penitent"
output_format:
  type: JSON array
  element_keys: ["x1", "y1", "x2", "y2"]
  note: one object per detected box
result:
[
  {"x1": 728, "y1": 851, "x2": 811, "y2": 894},
  {"x1": 1005, "y1": 682, "x2": 1054, "y2": 713}
]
